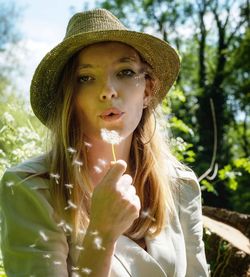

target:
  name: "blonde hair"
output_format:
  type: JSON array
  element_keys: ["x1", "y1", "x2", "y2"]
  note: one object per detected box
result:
[{"x1": 47, "y1": 46, "x2": 185, "y2": 244}]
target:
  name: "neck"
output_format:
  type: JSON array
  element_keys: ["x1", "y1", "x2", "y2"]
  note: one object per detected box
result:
[{"x1": 85, "y1": 134, "x2": 133, "y2": 187}]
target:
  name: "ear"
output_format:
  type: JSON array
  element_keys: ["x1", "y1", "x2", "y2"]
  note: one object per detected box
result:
[{"x1": 143, "y1": 78, "x2": 154, "y2": 108}]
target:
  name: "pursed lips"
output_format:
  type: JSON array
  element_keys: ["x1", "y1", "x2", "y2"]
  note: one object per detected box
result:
[{"x1": 99, "y1": 107, "x2": 124, "y2": 118}]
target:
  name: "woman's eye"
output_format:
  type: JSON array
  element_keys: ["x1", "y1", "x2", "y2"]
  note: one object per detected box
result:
[
  {"x1": 118, "y1": 69, "x2": 136, "y2": 78},
  {"x1": 77, "y1": 75, "x2": 94, "y2": 83}
]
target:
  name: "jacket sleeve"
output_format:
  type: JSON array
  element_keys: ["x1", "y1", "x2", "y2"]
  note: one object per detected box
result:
[
  {"x1": 0, "y1": 169, "x2": 69, "y2": 277},
  {"x1": 178, "y1": 171, "x2": 209, "y2": 277}
]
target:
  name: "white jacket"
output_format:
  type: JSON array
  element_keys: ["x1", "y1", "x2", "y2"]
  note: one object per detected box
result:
[{"x1": 0, "y1": 155, "x2": 209, "y2": 276}]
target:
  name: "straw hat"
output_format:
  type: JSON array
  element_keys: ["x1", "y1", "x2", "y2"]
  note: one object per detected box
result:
[{"x1": 30, "y1": 8, "x2": 180, "y2": 126}]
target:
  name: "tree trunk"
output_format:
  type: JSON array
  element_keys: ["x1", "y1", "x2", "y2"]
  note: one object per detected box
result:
[{"x1": 202, "y1": 206, "x2": 250, "y2": 276}]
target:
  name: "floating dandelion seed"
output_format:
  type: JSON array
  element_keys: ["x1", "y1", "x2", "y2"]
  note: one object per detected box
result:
[
  {"x1": 29, "y1": 243, "x2": 36, "y2": 248},
  {"x1": 6, "y1": 181, "x2": 14, "y2": 194},
  {"x1": 50, "y1": 173, "x2": 60, "y2": 184},
  {"x1": 97, "y1": 158, "x2": 107, "y2": 167},
  {"x1": 100, "y1": 128, "x2": 123, "y2": 145},
  {"x1": 67, "y1": 147, "x2": 77, "y2": 154},
  {"x1": 72, "y1": 266, "x2": 80, "y2": 271},
  {"x1": 89, "y1": 230, "x2": 99, "y2": 236},
  {"x1": 43, "y1": 254, "x2": 51, "y2": 259},
  {"x1": 79, "y1": 228, "x2": 86, "y2": 235},
  {"x1": 76, "y1": 245, "x2": 84, "y2": 251},
  {"x1": 100, "y1": 128, "x2": 123, "y2": 161},
  {"x1": 72, "y1": 159, "x2": 83, "y2": 172},
  {"x1": 57, "y1": 220, "x2": 65, "y2": 227},
  {"x1": 81, "y1": 267, "x2": 92, "y2": 274},
  {"x1": 141, "y1": 209, "x2": 156, "y2": 222},
  {"x1": 39, "y1": 230, "x2": 49, "y2": 241},
  {"x1": 64, "y1": 200, "x2": 78, "y2": 210},
  {"x1": 93, "y1": 236, "x2": 105, "y2": 250},
  {"x1": 65, "y1": 224, "x2": 73, "y2": 233},
  {"x1": 84, "y1": 141, "x2": 92, "y2": 148},
  {"x1": 53, "y1": 260, "x2": 62, "y2": 265},
  {"x1": 65, "y1": 183, "x2": 73, "y2": 194},
  {"x1": 72, "y1": 159, "x2": 83, "y2": 166},
  {"x1": 93, "y1": 165, "x2": 102, "y2": 174}
]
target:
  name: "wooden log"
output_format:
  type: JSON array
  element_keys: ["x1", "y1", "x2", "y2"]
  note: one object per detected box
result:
[{"x1": 202, "y1": 207, "x2": 250, "y2": 277}]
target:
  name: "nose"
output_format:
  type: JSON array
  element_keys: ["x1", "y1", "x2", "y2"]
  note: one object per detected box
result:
[{"x1": 99, "y1": 79, "x2": 118, "y2": 101}]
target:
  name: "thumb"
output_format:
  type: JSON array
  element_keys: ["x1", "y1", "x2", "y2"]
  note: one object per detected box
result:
[{"x1": 101, "y1": 160, "x2": 127, "y2": 187}]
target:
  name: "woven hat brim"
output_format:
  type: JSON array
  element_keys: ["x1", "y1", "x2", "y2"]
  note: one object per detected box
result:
[{"x1": 30, "y1": 30, "x2": 180, "y2": 126}]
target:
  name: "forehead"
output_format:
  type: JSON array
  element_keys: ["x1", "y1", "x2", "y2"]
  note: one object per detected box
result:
[{"x1": 77, "y1": 41, "x2": 141, "y2": 63}]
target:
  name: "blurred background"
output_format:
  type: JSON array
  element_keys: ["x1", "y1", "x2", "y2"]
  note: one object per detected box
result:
[{"x1": 0, "y1": 0, "x2": 249, "y2": 276}]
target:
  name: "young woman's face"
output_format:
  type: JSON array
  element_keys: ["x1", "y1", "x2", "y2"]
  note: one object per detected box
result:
[{"x1": 75, "y1": 42, "x2": 151, "y2": 141}]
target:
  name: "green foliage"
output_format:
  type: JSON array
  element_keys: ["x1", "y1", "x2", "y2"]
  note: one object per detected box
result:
[{"x1": 0, "y1": 93, "x2": 46, "y2": 177}]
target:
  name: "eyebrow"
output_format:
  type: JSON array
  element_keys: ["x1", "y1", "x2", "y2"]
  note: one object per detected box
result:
[{"x1": 77, "y1": 56, "x2": 137, "y2": 69}]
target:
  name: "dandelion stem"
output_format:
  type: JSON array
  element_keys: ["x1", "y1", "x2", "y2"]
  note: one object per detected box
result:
[{"x1": 111, "y1": 144, "x2": 116, "y2": 162}]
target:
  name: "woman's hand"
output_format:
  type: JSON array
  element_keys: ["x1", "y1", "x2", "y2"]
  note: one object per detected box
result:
[{"x1": 88, "y1": 160, "x2": 141, "y2": 244}]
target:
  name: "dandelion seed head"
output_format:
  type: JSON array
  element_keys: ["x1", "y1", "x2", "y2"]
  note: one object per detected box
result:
[{"x1": 100, "y1": 128, "x2": 123, "y2": 145}]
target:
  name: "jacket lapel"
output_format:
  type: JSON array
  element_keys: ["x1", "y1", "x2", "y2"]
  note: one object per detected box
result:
[{"x1": 114, "y1": 235, "x2": 167, "y2": 277}]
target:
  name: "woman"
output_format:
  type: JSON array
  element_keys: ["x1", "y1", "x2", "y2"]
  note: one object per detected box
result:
[{"x1": 0, "y1": 9, "x2": 209, "y2": 277}]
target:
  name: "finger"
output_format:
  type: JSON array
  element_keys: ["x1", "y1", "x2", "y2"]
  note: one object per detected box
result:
[
  {"x1": 101, "y1": 160, "x2": 127, "y2": 187},
  {"x1": 116, "y1": 174, "x2": 133, "y2": 191},
  {"x1": 131, "y1": 195, "x2": 141, "y2": 211}
]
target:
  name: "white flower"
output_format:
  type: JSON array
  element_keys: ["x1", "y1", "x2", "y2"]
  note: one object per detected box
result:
[{"x1": 100, "y1": 128, "x2": 123, "y2": 145}]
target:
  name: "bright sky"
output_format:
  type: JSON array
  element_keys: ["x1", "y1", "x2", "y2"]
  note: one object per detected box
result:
[{"x1": 12, "y1": 0, "x2": 97, "y2": 98}]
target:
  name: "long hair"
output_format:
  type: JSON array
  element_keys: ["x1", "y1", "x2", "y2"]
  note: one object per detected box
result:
[{"x1": 47, "y1": 47, "x2": 185, "y2": 244}]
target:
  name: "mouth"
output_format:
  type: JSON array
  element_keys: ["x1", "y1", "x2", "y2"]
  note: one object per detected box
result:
[{"x1": 100, "y1": 108, "x2": 125, "y2": 121}]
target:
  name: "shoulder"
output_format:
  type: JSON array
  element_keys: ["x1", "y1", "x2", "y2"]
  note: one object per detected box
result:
[
  {"x1": 6, "y1": 154, "x2": 49, "y2": 174},
  {"x1": 1, "y1": 154, "x2": 50, "y2": 191},
  {"x1": 170, "y1": 166, "x2": 201, "y2": 204}
]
